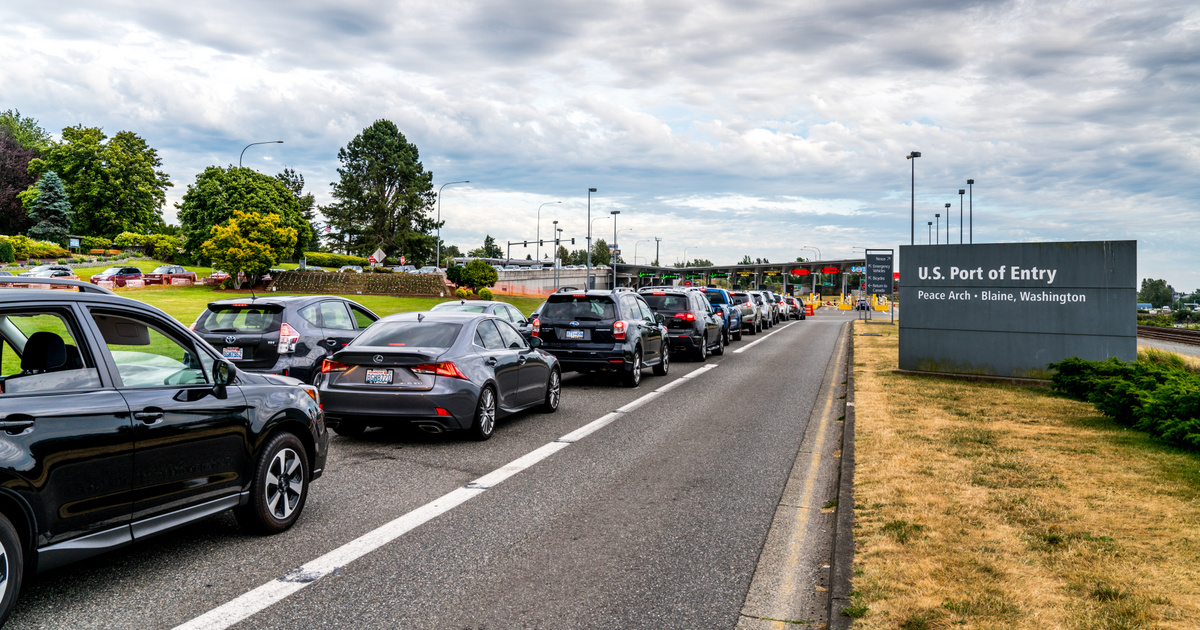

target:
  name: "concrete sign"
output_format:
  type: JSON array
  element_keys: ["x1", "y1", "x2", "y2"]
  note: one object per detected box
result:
[
  {"x1": 864, "y1": 251, "x2": 893, "y2": 296},
  {"x1": 899, "y1": 240, "x2": 1136, "y2": 379}
]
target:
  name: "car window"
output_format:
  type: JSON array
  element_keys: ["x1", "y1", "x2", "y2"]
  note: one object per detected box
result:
[
  {"x1": 320, "y1": 301, "x2": 354, "y2": 331},
  {"x1": 505, "y1": 306, "x2": 525, "y2": 324},
  {"x1": 196, "y1": 305, "x2": 283, "y2": 333},
  {"x1": 638, "y1": 300, "x2": 656, "y2": 322},
  {"x1": 349, "y1": 305, "x2": 376, "y2": 329},
  {"x1": 542, "y1": 296, "x2": 615, "y2": 320},
  {"x1": 298, "y1": 303, "x2": 322, "y2": 327},
  {"x1": 0, "y1": 310, "x2": 101, "y2": 395},
  {"x1": 353, "y1": 321, "x2": 462, "y2": 348},
  {"x1": 494, "y1": 320, "x2": 527, "y2": 349},
  {"x1": 90, "y1": 311, "x2": 212, "y2": 388},
  {"x1": 474, "y1": 320, "x2": 507, "y2": 350},
  {"x1": 642, "y1": 294, "x2": 689, "y2": 312}
]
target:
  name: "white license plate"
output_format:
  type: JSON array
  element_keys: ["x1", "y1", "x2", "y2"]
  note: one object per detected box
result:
[
  {"x1": 222, "y1": 347, "x2": 243, "y2": 360},
  {"x1": 564, "y1": 329, "x2": 585, "y2": 339},
  {"x1": 365, "y1": 369, "x2": 393, "y2": 384}
]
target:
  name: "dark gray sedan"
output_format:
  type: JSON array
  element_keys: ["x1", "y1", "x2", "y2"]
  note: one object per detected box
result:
[{"x1": 317, "y1": 311, "x2": 561, "y2": 440}]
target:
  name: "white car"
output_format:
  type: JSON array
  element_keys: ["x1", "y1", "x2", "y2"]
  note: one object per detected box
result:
[{"x1": 338, "y1": 265, "x2": 363, "y2": 273}]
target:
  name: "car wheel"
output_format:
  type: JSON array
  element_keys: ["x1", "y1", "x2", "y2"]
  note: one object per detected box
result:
[
  {"x1": 0, "y1": 513, "x2": 23, "y2": 627},
  {"x1": 713, "y1": 333, "x2": 725, "y2": 355},
  {"x1": 470, "y1": 386, "x2": 497, "y2": 440},
  {"x1": 653, "y1": 346, "x2": 670, "y2": 376},
  {"x1": 235, "y1": 432, "x2": 309, "y2": 534},
  {"x1": 623, "y1": 350, "x2": 643, "y2": 387},
  {"x1": 332, "y1": 421, "x2": 366, "y2": 438},
  {"x1": 722, "y1": 329, "x2": 730, "y2": 346},
  {"x1": 694, "y1": 338, "x2": 707, "y2": 362},
  {"x1": 542, "y1": 369, "x2": 561, "y2": 413},
  {"x1": 733, "y1": 327, "x2": 742, "y2": 341}
]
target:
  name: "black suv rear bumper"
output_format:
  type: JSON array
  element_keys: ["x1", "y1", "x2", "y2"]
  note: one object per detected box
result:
[{"x1": 543, "y1": 347, "x2": 633, "y2": 372}]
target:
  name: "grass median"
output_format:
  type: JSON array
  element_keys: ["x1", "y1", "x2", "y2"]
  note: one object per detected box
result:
[{"x1": 848, "y1": 321, "x2": 1200, "y2": 629}]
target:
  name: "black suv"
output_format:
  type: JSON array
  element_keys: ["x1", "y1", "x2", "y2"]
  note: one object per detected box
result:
[
  {"x1": 0, "y1": 278, "x2": 327, "y2": 624},
  {"x1": 535, "y1": 289, "x2": 668, "y2": 386},
  {"x1": 639, "y1": 289, "x2": 724, "y2": 361},
  {"x1": 192, "y1": 295, "x2": 379, "y2": 384}
]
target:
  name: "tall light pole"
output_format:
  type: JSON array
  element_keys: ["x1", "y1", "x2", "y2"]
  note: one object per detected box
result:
[
  {"x1": 634, "y1": 239, "x2": 651, "y2": 267},
  {"x1": 935, "y1": 214, "x2": 940, "y2": 244},
  {"x1": 958, "y1": 189, "x2": 965, "y2": 244},
  {"x1": 552, "y1": 220, "x2": 560, "y2": 289},
  {"x1": 802, "y1": 245, "x2": 822, "y2": 260},
  {"x1": 682, "y1": 247, "x2": 692, "y2": 267},
  {"x1": 610, "y1": 210, "x2": 620, "y2": 288},
  {"x1": 239, "y1": 140, "x2": 283, "y2": 168},
  {"x1": 654, "y1": 237, "x2": 662, "y2": 267},
  {"x1": 906, "y1": 151, "x2": 921, "y2": 245},
  {"x1": 967, "y1": 179, "x2": 975, "y2": 243},
  {"x1": 586, "y1": 188, "x2": 597, "y2": 289},
  {"x1": 944, "y1": 203, "x2": 951, "y2": 244},
  {"x1": 436, "y1": 180, "x2": 470, "y2": 268},
  {"x1": 536, "y1": 201, "x2": 561, "y2": 262},
  {"x1": 927, "y1": 221, "x2": 933, "y2": 245}
]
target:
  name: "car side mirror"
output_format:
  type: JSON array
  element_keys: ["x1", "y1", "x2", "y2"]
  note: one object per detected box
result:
[
  {"x1": 213, "y1": 360, "x2": 235, "y2": 386},
  {"x1": 529, "y1": 336, "x2": 543, "y2": 349},
  {"x1": 656, "y1": 314, "x2": 666, "y2": 325}
]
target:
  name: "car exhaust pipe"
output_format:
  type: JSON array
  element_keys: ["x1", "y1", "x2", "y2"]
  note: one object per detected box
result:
[{"x1": 417, "y1": 424, "x2": 444, "y2": 434}]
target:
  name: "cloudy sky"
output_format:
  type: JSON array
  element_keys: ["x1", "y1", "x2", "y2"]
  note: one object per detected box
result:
[{"x1": 2, "y1": 0, "x2": 1198, "y2": 289}]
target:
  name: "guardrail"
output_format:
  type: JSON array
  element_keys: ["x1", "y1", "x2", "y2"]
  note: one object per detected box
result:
[{"x1": 1137, "y1": 325, "x2": 1200, "y2": 346}]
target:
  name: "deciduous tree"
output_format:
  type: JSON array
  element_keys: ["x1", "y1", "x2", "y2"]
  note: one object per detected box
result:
[
  {"x1": 0, "y1": 131, "x2": 38, "y2": 235},
  {"x1": 278, "y1": 168, "x2": 319, "y2": 256},
  {"x1": 201, "y1": 210, "x2": 297, "y2": 282},
  {"x1": 0, "y1": 110, "x2": 51, "y2": 153},
  {"x1": 177, "y1": 166, "x2": 309, "y2": 262},
  {"x1": 1138, "y1": 278, "x2": 1174, "y2": 308},
  {"x1": 467, "y1": 235, "x2": 503, "y2": 259}
]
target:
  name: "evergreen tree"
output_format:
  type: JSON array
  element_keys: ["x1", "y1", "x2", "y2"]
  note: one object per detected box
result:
[{"x1": 25, "y1": 171, "x2": 72, "y2": 242}]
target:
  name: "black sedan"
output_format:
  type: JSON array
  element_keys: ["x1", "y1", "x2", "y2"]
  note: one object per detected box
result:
[{"x1": 318, "y1": 311, "x2": 561, "y2": 440}]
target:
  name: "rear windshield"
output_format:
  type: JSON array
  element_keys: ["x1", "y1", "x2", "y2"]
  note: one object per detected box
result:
[
  {"x1": 704, "y1": 292, "x2": 726, "y2": 305},
  {"x1": 730, "y1": 294, "x2": 751, "y2": 305},
  {"x1": 431, "y1": 302, "x2": 488, "y2": 313},
  {"x1": 542, "y1": 297, "x2": 616, "y2": 321},
  {"x1": 354, "y1": 322, "x2": 462, "y2": 348},
  {"x1": 195, "y1": 305, "x2": 283, "y2": 333},
  {"x1": 642, "y1": 294, "x2": 690, "y2": 312}
]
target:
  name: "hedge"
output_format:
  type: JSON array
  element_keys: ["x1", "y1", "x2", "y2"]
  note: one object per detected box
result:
[
  {"x1": 113, "y1": 232, "x2": 182, "y2": 261},
  {"x1": 302, "y1": 252, "x2": 369, "y2": 268},
  {"x1": 270, "y1": 270, "x2": 446, "y2": 296},
  {"x1": 1050, "y1": 354, "x2": 1200, "y2": 450},
  {"x1": 0, "y1": 235, "x2": 71, "y2": 260}
]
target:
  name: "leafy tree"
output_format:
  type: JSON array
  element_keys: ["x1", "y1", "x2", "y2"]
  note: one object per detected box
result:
[
  {"x1": 457, "y1": 258, "x2": 498, "y2": 291},
  {"x1": 738, "y1": 255, "x2": 752, "y2": 265},
  {"x1": 0, "y1": 131, "x2": 39, "y2": 235},
  {"x1": 440, "y1": 243, "x2": 463, "y2": 261},
  {"x1": 201, "y1": 211, "x2": 297, "y2": 283},
  {"x1": 24, "y1": 171, "x2": 72, "y2": 243},
  {"x1": 177, "y1": 166, "x2": 309, "y2": 262},
  {"x1": 795, "y1": 256, "x2": 807, "y2": 262},
  {"x1": 1138, "y1": 278, "x2": 1174, "y2": 308},
  {"x1": 25, "y1": 127, "x2": 171, "y2": 238},
  {"x1": 468, "y1": 235, "x2": 503, "y2": 259},
  {"x1": 323, "y1": 119, "x2": 438, "y2": 262},
  {"x1": 590, "y1": 238, "x2": 610, "y2": 266},
  {"x1": 0, "y1": 110, "x2": 51, "y2": 153},
  {"x1": 278, "y1": 168, "x2": 319, "y2": 256},
  {"x1": 567, "y1": 248, "x2": 588, "y2": 265},
  {"x1": 556, "y1": 245, "x2": 570, "y2": 263}
]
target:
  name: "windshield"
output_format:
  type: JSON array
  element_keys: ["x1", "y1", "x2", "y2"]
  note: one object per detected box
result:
[
  {"x1": 542, "y1": 296, "x2": 616, "y2": 321},
  {"x1": 100, "y1": 267, "x2": 123, "y2": 276},
  {"x1": 705, "y1": 293, "x2": 726, "y2": 305},
  {"x1": 431, "y1": 302, "x2": 488, "y2": 313},
  {"x1": 354, "y1": 321, "x2": 462, "y2": 348},
  {"x1": 151, "y1": 266, "x2": 172, "y2": 273},
  {"x1": 642, "y1": 294, "x2": 690, "y2": 312},
  {"x1": 194, "y1": 305, "x2": 283, "y2": 333}
]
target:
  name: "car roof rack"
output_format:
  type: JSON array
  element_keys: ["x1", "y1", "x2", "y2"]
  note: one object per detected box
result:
[{"x1": 0, "y1": 277, "x2": 115, "y2": 294}]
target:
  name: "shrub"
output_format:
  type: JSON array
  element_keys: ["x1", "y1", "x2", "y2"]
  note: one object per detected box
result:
[
  {"x1": 367, "y1": 266, "x2": 393, "y2": 273},
  {"x1": 458, "y1": 259, "x2": 498, "y2": 291},
  {"x1": 455, "y1": 287, "x2": 472, "y2": 298},
  {"x1": 114, "y1": 232, "x2": 182, "y2": 261},
  {"x1": 0, "y1": 238, "x2": 14, "y2": 263},
  {"x1": 478, "y1": 287, "x2": 494, "y2": 300},
  {"x1": 80, "y1": 236, "x2": 112, "y2": 250},
  {"x1": 301, "y1": 251, "x2": 369, "y2": 268}
]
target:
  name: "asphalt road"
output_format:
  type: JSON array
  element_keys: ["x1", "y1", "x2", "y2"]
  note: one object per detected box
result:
[{"x1": 8, "y1": 309, "x2": 854, "y2": 630}]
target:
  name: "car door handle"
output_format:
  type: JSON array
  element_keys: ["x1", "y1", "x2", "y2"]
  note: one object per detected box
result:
[
  {"x1": 323, "y1": 338, "x2": 339, "y2": 346},
  {"x1": 485, "y1": 357, "x2": 498, "y2": 366},
  {"x1": 134, "y1": 410, "x2": 164, "y2": 425},
  {"x1": 0, "y1": 415, "x2": 34, "y2": 435}
]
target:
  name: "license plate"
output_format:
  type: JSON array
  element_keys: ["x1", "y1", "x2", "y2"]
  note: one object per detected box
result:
[
  {"x1": 365, "y1": 369, "x2": 393, "y2": 384},
  {"x1": 222, "y1": 347, "x2": 243, "y2": 360},
  {"x1": 564, "y1": 329, "x2": 585, "y2": 339}
]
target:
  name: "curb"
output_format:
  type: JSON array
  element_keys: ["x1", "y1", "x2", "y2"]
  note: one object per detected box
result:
[{"x1": 827, "y1": 323, "x2": 856, "y2": 629}]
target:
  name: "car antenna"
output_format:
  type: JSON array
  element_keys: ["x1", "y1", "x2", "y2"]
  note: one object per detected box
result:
[
  {"x1": 248, "y1": 271, "x2": 256, "y2": 300},
  {"x1": 417, "y1": 312, "x2": 425, "y2": 322}
]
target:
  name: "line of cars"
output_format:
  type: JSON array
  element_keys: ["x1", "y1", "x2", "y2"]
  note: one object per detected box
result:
[{"x1": 0, "y1": 278, "x2": 810, "y2": 622}]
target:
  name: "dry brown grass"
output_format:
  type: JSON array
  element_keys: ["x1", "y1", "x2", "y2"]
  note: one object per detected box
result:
[{"x1": 849, "y1": 323, "x2": 1200, "y2": 629}]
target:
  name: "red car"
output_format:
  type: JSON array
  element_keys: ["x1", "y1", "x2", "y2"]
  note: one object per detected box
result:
[
  {"x1": 143, "y1": 264, "x2": 197, "y2": 285},
  {"x1": 89, "y1": 265, "x2": 144, "y2": 287}
]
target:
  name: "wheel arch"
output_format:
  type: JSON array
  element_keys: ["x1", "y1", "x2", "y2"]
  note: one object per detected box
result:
[
  {"x1": 0, "y1": 487, "x2": 37, "y2": 572},
  {"x1": 259, "y1": 411, "x2": 319, "y2": 473}
]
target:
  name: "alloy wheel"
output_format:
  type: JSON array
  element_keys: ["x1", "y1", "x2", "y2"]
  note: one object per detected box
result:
[{"x1": 265, "y1": 447, "x2": 304, "y2": 520}]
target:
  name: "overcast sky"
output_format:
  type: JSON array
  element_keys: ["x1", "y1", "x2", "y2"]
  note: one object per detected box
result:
[{"x1": 2, "y1": 0, "x2": 1198, "y2": 289}]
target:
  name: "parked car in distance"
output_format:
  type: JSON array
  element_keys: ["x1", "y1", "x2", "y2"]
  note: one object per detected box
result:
[
  {"x1": 727, "y1": 291, "x2": 762, "y2": 335},
  {"x1": 536, "y1": 289, "x2": 668, "y2": 386},
  {"x1": 640, "y1": 289, "x2": 723, "y2": 361},
  {"x1": 28, "y1": 269, "x2": 78, "y2": 279},
  {"x1": 318, "y1": 312, "x2": 560, "y2": 439},
  {"x1": 89, "y1": 266, "x2": 144, "y2": 287},
  {"x1": 0, "y1": 277, "x2": 327, "y2": 625},
  {"x1": 414, "y1": 266, "x2": 441, "y2": 274},
  {"x1": 0, "y1": 271, "x2": 11, "y2": 276},
  {"x1": 701, "y1": 287, "x2": 743, "y2": 342},
  {"x1": 337, "y1": 266, "x2": 363, "y2": 273},
  {"x1": 191, "y1": 295, "x2": 379, "y2": 384},
  {"x1": 142, "y1": 265, "x2": 197, "y2": 285},
  {"x1": 209, "y1": 270, "x2": 232, "y2": 282},
  {"x1": 16, "y1": 264, "x2": 72, "y2": 278}
]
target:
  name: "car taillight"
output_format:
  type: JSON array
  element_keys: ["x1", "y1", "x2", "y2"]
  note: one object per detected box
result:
[
  {"x1": 410, "y1": 362, "x2": 468, "y2": 379},
  {"x1": 612, "y1": 320, "x2": 627, "y2": 340},
  {"x1": 531, "y1": 317, "x2": 540, "y2": 337},
  {"x1": 321, "y1": 359, "x2": 349, "y2": 373},
  {"x1": 278, "y1": 322, "x2": 300, "y2": 354},
  {"x1": 674, "y1": 312, "x2": 696, "y2": 322}
]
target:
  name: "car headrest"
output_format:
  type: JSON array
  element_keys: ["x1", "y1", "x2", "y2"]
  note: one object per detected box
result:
[{"x1": 22, "y1": 331, "x2": 67, "y2": 372}]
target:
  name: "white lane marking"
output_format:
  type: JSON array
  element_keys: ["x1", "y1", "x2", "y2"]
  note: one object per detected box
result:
[
  {"x1": 173, "y1": 371, "x2": 708, "y2": 630},
  {"x1": 733, "y1": 322, "x2": 795, "y2": 354},
  {"x1": 616, "y1": 391, "x2": 662, "y2": 413}
]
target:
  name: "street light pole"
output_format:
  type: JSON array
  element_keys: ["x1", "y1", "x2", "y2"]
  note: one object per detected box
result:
[
  {"x1": 935, "y1": 214, "x2": 940, "y2": 245},
  {"x1": 654, "y1": 237, "x2": 661, "y2": 267},
  {"x1": 906, "y1": 151, "x2": 921, "y2": 245},
  {"x1": 610, "y1": 210, "x2": 620, "y2": 289},
  {"x1": 967, "y1": 179, "x2": 975, "y2": 243},
  {"x1": 239, "y1": 141, "x2": 283, "y2": 168},
  {"x1": 536, "y1": 201, "x2": 560, "y2": 262},
  {"x1": 944, "y1": 203, "x2": 951, "y2": 244},
  {"x1": 586, "y1": 188, "x2": 597, "y2": 289},
  {"x1": 928, "y1": 221, "x2": 933, "y2": 245},
  {"x1": 436, "y1": 180, "x2": 470, "y2": 269},
  {"x1": 552, "y1": 220, "x2": 560, "y2": 289},
  {"x1": 958, "y1": 190, "x2": 965, "y2": 244},
  {"x1": 802, "y1": 245, "x2": 822, "y2": 260}
]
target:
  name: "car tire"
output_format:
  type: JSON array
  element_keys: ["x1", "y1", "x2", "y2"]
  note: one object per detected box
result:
[
  {"x1": 733, "y1": 326, "x2": 743, "y2": 341},
  {"x1": 332, "y1": 421, "x2": 366, "y2": 438},
  {"x1": 542, "y1": 369, "x2": 561, "y2": 413},
  {"x1": 653, "y1": 347, "x2": 670, "y2": 376},
  {"x1": 713, "y1": 334, "x2": 725, "y2": 355},
  {"x1": 0, "y1": 513, "x2": 23, "y2": 627},
  {"x1": 722, "y1": 328, "x2": 730, "y2": 346},
  {"x1": 694, "y1": 338, "x2": 707, "y2": 362},
  {"x1": 235, "y1": 432, "x2": 309, "y2": 534},
  {"x1": 623, "y1": 350, "x2": 643, "y2": 387},
  {"x1": 469, "y1": 386, "x2": 498, "y2": 440}
]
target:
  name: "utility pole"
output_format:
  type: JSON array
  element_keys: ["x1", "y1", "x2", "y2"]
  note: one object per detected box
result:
[{"x1": 586, "y1": 188, "x2": 597, "y2": 290}]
